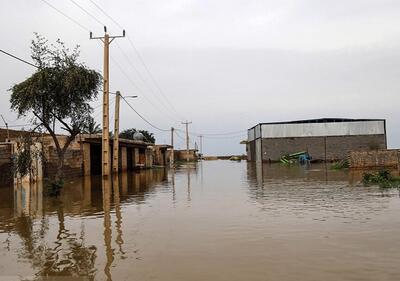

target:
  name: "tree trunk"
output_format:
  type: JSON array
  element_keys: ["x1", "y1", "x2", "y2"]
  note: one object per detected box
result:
[{"x1": 55, "y1": 150, "x2": 65, "y2": 183}]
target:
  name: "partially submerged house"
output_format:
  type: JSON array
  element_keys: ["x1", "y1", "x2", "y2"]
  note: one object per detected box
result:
[
  {"x1": 247, "y1": 118, "x2": 387, "y2": 162},
  {"x1": 0, "y1": 129, "x2": 172, "y2": 185}
]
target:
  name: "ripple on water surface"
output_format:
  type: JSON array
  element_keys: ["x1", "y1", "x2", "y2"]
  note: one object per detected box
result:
[{"x1": 0, "y1": 161, "x2": 399, "y2": 280}]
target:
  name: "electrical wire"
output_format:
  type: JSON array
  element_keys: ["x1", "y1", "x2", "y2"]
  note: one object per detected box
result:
[
  {"x1": 110, "y1": 52, "x2": 180, "y2": 123},
  {"x1": 74, "y1": 0, "x2": 184, "y2": 122},
  {"x1": 120, "y1": 95, "x2": 169, "y2": 132},
  {"x1": 88, "y1": 0, "x2": 124, "y2": 30},
  {"x1": 175, "y1": 128, "x2": 247, "y2": 137},
  {"x1": 40, "y1": 0, "x2": 90, "y2": 31},
  {"x1": 87, "y1": 0, "x2": 186, "y2": 121},
  {"x1": 110, "y1": 55, "x2": 179, "y2": 123},
  {"x1": 37, "y1": 0, "x2": 249, "y2": 141},
  {"x1": 114, "y1": 42, "x2": 182, "y2": 123},
  {"x1": 0, "y1": 49, "x2": 39, "y2": 69},
  {"x1": 69, "y1": 0, "x2": 105, "y2": 26}
]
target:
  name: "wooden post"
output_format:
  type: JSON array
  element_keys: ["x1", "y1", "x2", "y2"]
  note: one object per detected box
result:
[{"x1": 112, "y1": 91, "x2": 121, "y2": 173}]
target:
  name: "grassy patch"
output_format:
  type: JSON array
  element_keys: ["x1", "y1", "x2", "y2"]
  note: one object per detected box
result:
[
  {"x1": 331, "y1": 159, "x2": 349, "y2": 170},
  {"x1": 362, "y1": 170, "x2": 400, "y2": 188}
]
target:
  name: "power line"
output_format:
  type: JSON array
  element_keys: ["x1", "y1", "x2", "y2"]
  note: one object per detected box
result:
[
  {"x1": 201, "y1": 134, "x2": 247, "y2": 139},
  {"x1": 40, "y1": 0, "x2": 90, "y2": 31},
  {"x1": 87, "y1": 0, "x2": 186, "y2": 120},
  {"x1": 109, "y1": 55, "x2": 175, "y2": 119},
  {"x1": 114, "y1": 42, "x2": 182, "y2": 123},
  {"x1": 126, "y1": 36, "x2": 186, "y2": 120},
  {"x1": 69, "y1": 0, "x2": 105, "y2": 26},
  {"x1": 0, "y1": 49, "x2": 38, "y2": 68},
  {"x1": 175, "y1": 128, "x2": 247, "y2": 137},
  {"x1": 120, "y1": 95, "x2": 169, "y2": 132},
  {"x1": 43, "y1": 0, "x2": 185, "y2": 127},
  {"x1": 88, "y1": 0, "x2": 124, "y2": 30}
]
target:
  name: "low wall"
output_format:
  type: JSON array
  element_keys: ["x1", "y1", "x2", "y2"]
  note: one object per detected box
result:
[
  {"x1": 349, "y1": 149, "x2": 400, "y2": 169},
  {"x1": 258, "y1": 134, "x2": 386, "y2": 162},
  {"x1": 44, "y1": 147, "x2": 83, "y2": 178},
  {"x1": 0, "y1": 144, "x2": 12, "y2": 186}
]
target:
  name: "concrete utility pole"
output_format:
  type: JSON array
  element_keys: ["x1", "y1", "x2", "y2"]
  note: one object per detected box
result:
[
  {"x1": 181, "y1": 121, "x2": 192, "y2": 162},
  {"x1": 112, "y1": 91, "x2": 121, "y2": 173},
  {"x1": 112, "y1": 92, "x2": 137, "y2": 174},
  {"x1": 199, "y1": 135, "x2": 203, "y2": 157},
  {"x1": 90, "y1": 26, "x2": 125, "y2": 177},
  {"x1": 170, "y1": 127, "x2": 174, "y2": 167}
]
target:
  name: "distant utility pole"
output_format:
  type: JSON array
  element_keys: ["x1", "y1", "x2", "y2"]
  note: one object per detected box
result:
[
  {"x1": 199, "y1": 135, "x2": 203, "y2": 157},
  {"x1": 90, "y1": 26, "x2": 125, "y2": 177},
  {"x1": 170, "y1": 127, "x2": 174, "y2": 167},
  {"x1": 181, "y1": 121, "x2": 192, "y2": 162},
  {"x1": 0, "y1": 115, "x2": 9, "y2": 141},
  {"x1": 112, "y1": 91, "x2": 121, "y2": 174}
]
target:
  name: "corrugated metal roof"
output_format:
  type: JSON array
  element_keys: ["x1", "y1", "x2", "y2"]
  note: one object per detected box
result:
[{"x1": 248, "y1": 118, "x2": 385, "y2": 130}]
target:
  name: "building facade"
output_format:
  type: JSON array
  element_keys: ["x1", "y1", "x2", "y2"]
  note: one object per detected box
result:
[{"x1": 247, "y1": 118, "x2": 387, "y2": 162}]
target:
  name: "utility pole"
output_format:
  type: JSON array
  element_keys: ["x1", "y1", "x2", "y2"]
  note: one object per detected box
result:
[
  {"x1": 0, "y1": 115, "x2": 9, "y2": 142},
  {"x1": 112, "y1": 91, "x2": 121, "y2": 174},
  {"x1": 181, "y1": 121, "x2": 192, "y2": 162},
  {"x1": 170, "y1": 127, "x2": 174, "y2": 167},
  {"x1": 90, "y1": 26, "x2": 125, "y2": 177},
  {"x1": 199, "y1": 135, "x2": 203, "y2": 158}
]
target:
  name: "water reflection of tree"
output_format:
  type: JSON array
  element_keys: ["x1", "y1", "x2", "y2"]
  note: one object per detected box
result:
[{"x1": 14, "y1": 197, "x2": 97, "y2": 280}]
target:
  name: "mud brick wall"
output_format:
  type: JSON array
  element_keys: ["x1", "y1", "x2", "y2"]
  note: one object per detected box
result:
[
  {"x1": 349, "y1": 150, "x2": 400, "y2": 168},
  {"x1": 44, "y1": 147, "x2": 83, "y2": 178},
  {"x1": 0, "y1": 128, "x2": 42, "y2": 142},
  {"x1": 0, "y1": 144, "x2": 12, "y2": 186},
  {"x1": 259, "y1": 134, "x2": 386, "y2": 161}
]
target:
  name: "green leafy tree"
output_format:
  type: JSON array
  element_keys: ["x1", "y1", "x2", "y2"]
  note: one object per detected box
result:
[
  {"x1": 83, "y1": 116, "x2": 102, "y2": 135},
  {"x1": 10, "y1": 34, "x2": 102, "y2": 182},
  {"x1": 119, "y1": 128, "x2": 155, "y2": 143}
]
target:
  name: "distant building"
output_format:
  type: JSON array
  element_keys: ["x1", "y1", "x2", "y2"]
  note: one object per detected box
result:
[{"x1": 247, "y1": 118, "x2": 387, "y2": 162}]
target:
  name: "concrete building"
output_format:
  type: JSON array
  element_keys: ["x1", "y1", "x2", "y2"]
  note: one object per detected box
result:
[{"x1": 247, "y1": 118, "x2": 387, "y2": 162}]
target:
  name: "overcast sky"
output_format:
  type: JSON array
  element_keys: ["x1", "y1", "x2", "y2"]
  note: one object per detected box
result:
[{"x1": 1, "y1": 0, "x2": 399, "y2": 155}]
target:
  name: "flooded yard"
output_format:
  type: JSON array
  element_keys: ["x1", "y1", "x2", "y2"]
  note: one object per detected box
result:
[{"x1": 0, "y1": 161, "x2": 400, "y2": 280}]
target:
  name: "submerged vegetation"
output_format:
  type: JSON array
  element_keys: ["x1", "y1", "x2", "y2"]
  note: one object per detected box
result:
[
  {"x1": 362, "y1": 170, "x2": 400, "y2": 188},
  {"x1": 331, "y1": 159, "x2": 349, "y2": 170}
]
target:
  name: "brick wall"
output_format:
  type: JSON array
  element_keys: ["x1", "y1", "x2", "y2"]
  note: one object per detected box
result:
[
  {"x1": 349, "y1": 150, "x2": 400, "y2": 168},
  {"x1": 0, "y1": 144, "x2": 12, "y2": 186},
  {"x1": 44, "y1": 147, "x2": 83, "y2": 178},
  {"x1": 0, "y1": 128, "x2": 42, "y2": 142},
  {"x1": 255, "y1": 134, "x2": 386, "y2": 162}
]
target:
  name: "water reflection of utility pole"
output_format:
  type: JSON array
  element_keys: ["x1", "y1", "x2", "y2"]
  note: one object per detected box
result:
[
  {"x1": 200, "y1": 160, "x2": 204, "y2": 188},
  {"x1": 113, "y1": 175, "x2": 125, "y2": 257},
  {"x1": 171, "y1": 168, "x2": 176, "y2": 205},
  {"x1": 121, "y1": 172, "x2": 128, "y2": 196},
  {"x1": 83, "y1": 176, "x2": 92, "y2": 208},
  {"x1": 102, "y1": 177, "x2": 114, "y2": 281},
  {"x1": 187, "y1": 166, "x2": 191, "y2": 202}
]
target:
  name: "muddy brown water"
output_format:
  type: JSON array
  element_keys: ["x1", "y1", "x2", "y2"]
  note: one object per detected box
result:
[{"x1": 0, "y1": 161, "x2": 399, "y2": 280}]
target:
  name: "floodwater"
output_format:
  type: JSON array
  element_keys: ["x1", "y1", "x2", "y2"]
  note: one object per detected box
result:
[{"x1": 0, "y1": 161, "x2": 400, "y2": 281}]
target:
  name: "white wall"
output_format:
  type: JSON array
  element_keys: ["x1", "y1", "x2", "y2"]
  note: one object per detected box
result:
[{"x1": 261, "y1": 121, "x2": 385, "y2": 138}]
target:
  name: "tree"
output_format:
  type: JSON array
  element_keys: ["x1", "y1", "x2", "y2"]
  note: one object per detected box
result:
[
  {"x1": 10, "y1": 34, "x2": 102, "y2": 183},
  {"x1": 119, "y1": 128, "x2": 155, "y2": 143},
  {"x1": 83, "y1": 116, "x2": 102, "y2": 135}
]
